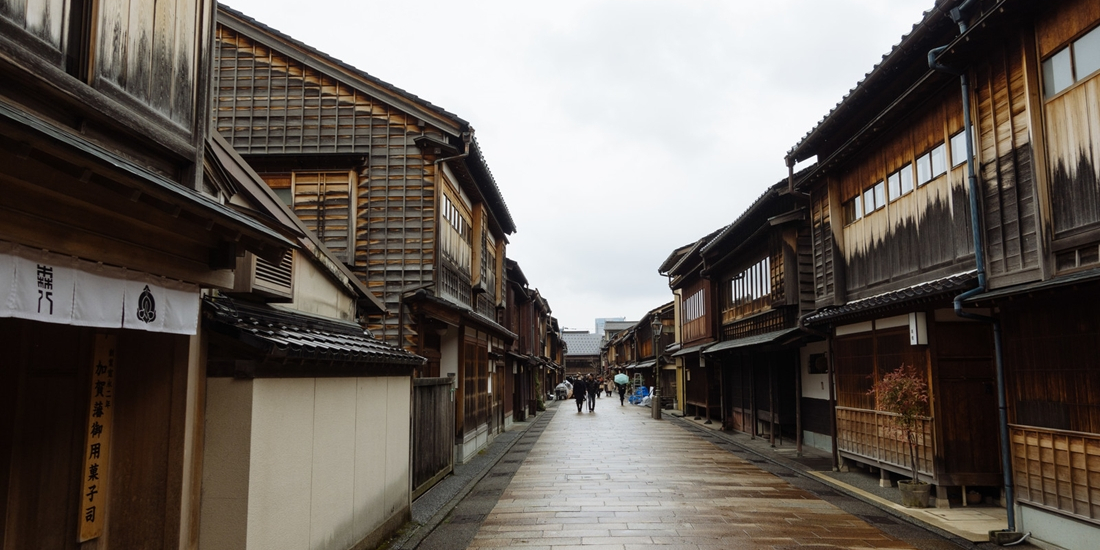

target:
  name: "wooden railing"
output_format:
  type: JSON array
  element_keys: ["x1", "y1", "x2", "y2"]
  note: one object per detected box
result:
[
  {"x1": 412, "y1": 377, "x2": 455, "y2": 500},
  {"x1": 1011, "y1": 425, "x2": 1100, "y2": 524},
  {"x1": 836, "y1": 406, "x2": 934, "y2": 479}
]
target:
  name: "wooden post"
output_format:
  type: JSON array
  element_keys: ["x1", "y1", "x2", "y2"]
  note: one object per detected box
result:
[
  {"x1": 769, "y1": 354, "x2": 777, "y2": 448},
  {"x1": 795, "y1": 349, "x2": 803, "y2": 457},
  {"x1": 749, "y1": 358, "x2": 756, "y2": 439}
]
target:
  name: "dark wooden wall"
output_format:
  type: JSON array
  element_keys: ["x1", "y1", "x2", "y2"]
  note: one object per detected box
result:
[
  {"x1": 972, "y1": 34, "x2": 1041, "y2": 286},
  {"x1": 1036, "y1": 0, "x2": 1100, "y2": 265},
  {"x1": 412, "y1": 378, "x2": 455, "y2": 499},
  {"x1": 0, "y1": 321, "x2": 190, "y2": 550},
  {"x1": 214, "y1": 25, "x2": 440, "y2": 347},
  {"x1": 834, "y1": 87, "x2": 974, "y2": 298}
]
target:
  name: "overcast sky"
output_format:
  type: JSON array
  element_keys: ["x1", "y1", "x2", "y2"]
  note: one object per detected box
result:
[{"x1": 224, "y1": 0, "x2": 933, "y2": 332}]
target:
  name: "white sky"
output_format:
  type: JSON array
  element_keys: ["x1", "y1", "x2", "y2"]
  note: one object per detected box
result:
[{"x1": 223, "y1": 0, "x2": 934, "y2": 332}]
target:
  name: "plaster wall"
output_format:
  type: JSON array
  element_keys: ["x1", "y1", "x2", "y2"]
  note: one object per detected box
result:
[
  {"x1": 800, "y1": 341, "x2": 830, "y2": 401},
  {"x1": 1018, "y1": 504, "x2": 1095, "y2": 550},
  {"x1": 199, "y1": 378, "x2": 254, "y2": 550},
  {"x1": 201, "y1": 376, "x2": 411, "y2": 550},
  {"x1": 287, "y1": 254, "x2": 357, "y2": 321}
]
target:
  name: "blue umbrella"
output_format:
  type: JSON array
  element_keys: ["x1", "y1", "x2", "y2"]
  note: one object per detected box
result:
[{"x1": 614, "y1": 373, "x2": 629, "y2": 385}]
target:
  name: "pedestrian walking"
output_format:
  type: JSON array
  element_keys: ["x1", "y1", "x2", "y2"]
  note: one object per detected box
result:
[
  {"x1": 585, "y1": 374, "x2": 596, "y2": 412},
  {"x1": 614, "y1": 371, "x2": 629, "y2": 406},
  {"x1": 605, "y1": 378, "x2": 612, "y2": 397},
  {"x1": 573, "y1": 376, "x2": 587, "y2": 413}
]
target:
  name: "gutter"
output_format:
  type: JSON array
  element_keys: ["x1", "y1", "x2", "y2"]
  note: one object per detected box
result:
[{"x1": 929, "y1": 0, "x2": 1021, "y2": 539}]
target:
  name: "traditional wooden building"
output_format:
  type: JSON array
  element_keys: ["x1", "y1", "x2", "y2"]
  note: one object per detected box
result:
[
  {"x1": 562, "y1": 330, "x2": 602, "y2": 377},
  {"x1": 213, "y1": 6, "x2": 517, "y2": 463},
  {"x1": 602, "y1": 304, "x2": 673, "y2": 404},
  {"x1": 198, "y1": 134, "x2": 423, "y2": 550},
  {"x1": 504, "y1": 259, "x2": 534, "y2": 422},
  {"x1": 787, "y1": 0, "x2": 1007, "y2": 509},
  {"x1": 0, "y1": 0, "x2": 292, "y2": 547},
  {"x1": 694, "y1": 181, "x2": 823, "y2": 450},
  {"x1": 788, "y1": 1, "x2": 1100, "y2": 544},
  {"x1": 661, "y1": 233, "x2": 721, "y2": 420}
]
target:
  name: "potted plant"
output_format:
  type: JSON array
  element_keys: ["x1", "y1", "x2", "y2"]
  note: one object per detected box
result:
[{"x1": 869, "y1": 363, "x2": 931, "y2": 508}]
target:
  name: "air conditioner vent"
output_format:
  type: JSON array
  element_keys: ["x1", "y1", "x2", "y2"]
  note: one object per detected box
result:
[{"x1": 256, "y1": 249, "x2": 294, "y2": 291}]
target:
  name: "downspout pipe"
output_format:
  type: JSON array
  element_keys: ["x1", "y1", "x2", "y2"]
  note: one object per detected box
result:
[{"x1": 930, "y1": 3, "x2": 1016, "y2": 534}]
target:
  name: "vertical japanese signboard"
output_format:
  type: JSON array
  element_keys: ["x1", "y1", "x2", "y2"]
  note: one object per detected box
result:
[{"x1": 78, "y1": 334, "x2": 116, "y2": 542}]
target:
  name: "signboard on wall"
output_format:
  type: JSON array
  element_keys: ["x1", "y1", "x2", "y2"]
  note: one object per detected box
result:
[{"x1": 78, "y1": 334, "x2": 117, "y2": 542}]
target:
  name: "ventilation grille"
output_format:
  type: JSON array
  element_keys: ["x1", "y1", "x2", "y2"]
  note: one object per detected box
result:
[{"x1": 254, "y1": 250, "x2": 294, "y2": 295}]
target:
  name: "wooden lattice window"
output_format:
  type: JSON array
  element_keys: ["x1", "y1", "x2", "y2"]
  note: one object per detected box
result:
[{"x1": 721, "y1": 247, "x2": 783, "y2": 324}]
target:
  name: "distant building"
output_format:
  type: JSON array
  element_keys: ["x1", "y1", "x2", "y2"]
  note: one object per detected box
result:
[
  {"x1": 595, "y1": 317, "x2": 625, "y2": 336},
  {"x1": 562, "y1": 330, "x2": 601, "y2": 376}
]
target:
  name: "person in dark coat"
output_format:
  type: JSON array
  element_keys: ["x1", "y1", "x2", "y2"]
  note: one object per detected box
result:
[
  {"x1": 616, "y1": 371, "x2": 628, "y2": 406},
  {"x1": 585, "y1": 374, "x2": 597, "y2": 412},
  {"x1": 573, "y1": 376, "x2": 587, "y2": 413}
]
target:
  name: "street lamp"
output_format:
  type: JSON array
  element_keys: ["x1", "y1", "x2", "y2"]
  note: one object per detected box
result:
[{"x1": 651, "y1": 315, "x2": 663, "y2": 420}]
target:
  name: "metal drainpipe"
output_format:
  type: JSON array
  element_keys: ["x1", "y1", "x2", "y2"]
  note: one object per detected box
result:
[{"x1": 929, "y1": 1, "x2": 1015, "y2": 532}]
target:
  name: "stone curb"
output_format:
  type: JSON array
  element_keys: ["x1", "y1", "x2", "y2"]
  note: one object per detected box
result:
[{"x1": 391, "y1": 404, "x2": 557, "y2": 550}]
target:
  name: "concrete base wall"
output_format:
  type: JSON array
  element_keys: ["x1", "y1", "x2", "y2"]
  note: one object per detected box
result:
[
  {"x1": 802, "y1": 430, "x2": 834, "y2": 454},
  {"x1": 1017, "y1": 504, "x2": 1092, "y2": 550}
]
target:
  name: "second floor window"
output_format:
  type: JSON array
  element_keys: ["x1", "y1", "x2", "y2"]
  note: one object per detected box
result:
[
  {"x1": 950, "y1": 130, "x2": 969, "y2": 167},
  {"x1": 729, "y1": 256, "x2": 771, "y2": 307},
  {"x1": 684, "y1": 289, "x2": 705, "y2": 323},
  {"x1": 863, "y1": 181, "x2": 885, "y2": 216},
  {"x1": 915, "y1": 143, "x2": 947, "y2": 186},
  {"x1": 440, "y1": 194, "x2": 472, "y2": 274},
  {"x1": 887, "y1": 164, "x2": 914, "y2": 202},
  {"x1": 844, "y1": 194, "x2": 863, "y2": 225},
  {"x1": 1043, "y1": 24, "x2": 1100, "y2": 99}
]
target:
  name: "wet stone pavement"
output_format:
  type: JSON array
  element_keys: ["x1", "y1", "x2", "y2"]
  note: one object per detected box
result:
[{"x1": 414, "y1": 399, "x2": 975, "y2": 550}]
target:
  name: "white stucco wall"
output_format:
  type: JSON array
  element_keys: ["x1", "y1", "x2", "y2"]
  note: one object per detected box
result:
[
  {"x1": 800, "y1": 341, "x2": 830, "y2": 401},
  {"x1": 1018, "y1": 504, "x2": 1095, "y2": 550},
  {"x1": 202, "y1": 376, "x2": 411, "y2": 550},
  {"x1": 199, "y1": 378, "x2": 254, "y2": 550},
  {"x1": 287, "y1": 254, "x2": 357, "y2": 321}
]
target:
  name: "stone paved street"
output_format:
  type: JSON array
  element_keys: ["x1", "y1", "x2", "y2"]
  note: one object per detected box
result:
[{"x1": 462, "y1": 402, "x2": 921, "y2": 550}]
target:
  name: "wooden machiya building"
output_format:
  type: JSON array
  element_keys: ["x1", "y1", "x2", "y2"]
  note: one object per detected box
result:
[
  {"x1": 0, "y1": 0, "x2": 295, "y2": 547},
  {"x1": 661, "y1": 234, "x2": 720, "y2": 420},
  {"x1": 690, "y1": 181, "x2": 825, "y2": 451},
  {"x1": 787, "y1": 0, "x2": 1100, "y2": 544},
  {"x1": 562, "y1": 330, "x2": 602, "y2": 377},
  {"x1": 602, "y1": 304, "x2": 672, "y2": 403},
  {"x1": 503, "y1": 260, "x2": 564, "y2": 422},
  {"x1": 214, "y1": 6, "x2": 518, "y2": 463}
]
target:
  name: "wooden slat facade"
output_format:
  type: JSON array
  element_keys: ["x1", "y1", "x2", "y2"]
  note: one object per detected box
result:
[
  {"x1": 412, "y1": 378, "x2": 453, "y2": 499},
  {"x1": 1011, "y1": 426, "x2": 1100, "y2": 524},
  {"x1": 214, "y1": 25, "x2": 443, "y2": 346},
  {"x1": 972, "y1": 34, "x2": 1041, "y2": 285},
  {"x1": 834, "y1": 87, "x2": 975, "y2": 298}
]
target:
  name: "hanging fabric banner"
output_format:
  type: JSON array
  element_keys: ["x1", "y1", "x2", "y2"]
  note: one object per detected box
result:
[{"x1": 0, "y1": 242, "x2": 199, "y2": 334}]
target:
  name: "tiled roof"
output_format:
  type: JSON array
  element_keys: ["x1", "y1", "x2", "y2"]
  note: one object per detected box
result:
[
  {"x1": 204, "y1": 296, "x2": 423, "y2": 366},
  {"x1": 563, "y1": 332, "x2": 601, "y2": 356},
  {"x1": 804, "y1": 271, "x2": 977, "y2": 325}
]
